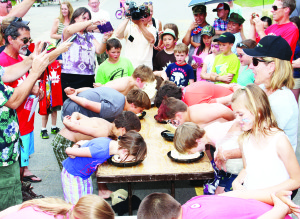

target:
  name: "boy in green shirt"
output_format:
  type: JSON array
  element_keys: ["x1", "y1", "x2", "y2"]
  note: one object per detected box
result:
[
  {"x1": 94, "y1": 38, "x2": 134, "y2": 85},
  {"x1": 210, "y1": 32, "x2": 240, "y2": 84}
]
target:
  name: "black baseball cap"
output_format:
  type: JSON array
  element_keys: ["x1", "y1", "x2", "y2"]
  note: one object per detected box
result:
[
  {"x1": 213, "y1": 32, "x2": 235, "y2": 44},
  {"x1": 243, "y1": 35, "x2": 292, "y2": 61}
]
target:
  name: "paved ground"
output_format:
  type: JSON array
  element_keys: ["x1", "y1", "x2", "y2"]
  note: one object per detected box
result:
[{"x1": 20, "y1": 0, "x2": 300, "y2": 217}]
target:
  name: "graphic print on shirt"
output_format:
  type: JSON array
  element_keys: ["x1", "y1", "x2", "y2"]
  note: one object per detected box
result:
[
  {"x1": 215, "y1": 63, "x2": 229, "y2": 76},
  {"x1": 170, "y1": 67, "x2": 188, "y2": 87},
  {"x1": 109, "y1": 68, "x2": 124, "y2": 81}
]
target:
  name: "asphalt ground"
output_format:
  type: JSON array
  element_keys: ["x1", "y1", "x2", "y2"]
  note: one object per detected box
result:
[{"x1": 18, "y1": 0, "x2": 300, "y2": 217}]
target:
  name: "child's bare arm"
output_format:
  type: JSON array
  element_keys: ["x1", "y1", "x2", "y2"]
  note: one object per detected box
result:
[
  {"x1": 153, "y1": 70, "x2": 168, "y2": 81},
  {"x1": 66, "y1": 146, "x2": 92, "y2": 158}
]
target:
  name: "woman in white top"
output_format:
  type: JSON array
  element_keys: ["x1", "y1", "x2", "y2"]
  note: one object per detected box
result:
[{"x1": 231, "y1": 84, "x2": 300, "y2": 204}]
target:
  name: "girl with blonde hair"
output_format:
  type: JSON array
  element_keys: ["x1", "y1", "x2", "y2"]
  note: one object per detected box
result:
[
  {"x1": 231, "y1": 84, "x2": 300, "y2": 204},
  {"x1": 0, "y1": 194, "x2": 115, "y2": 218}
]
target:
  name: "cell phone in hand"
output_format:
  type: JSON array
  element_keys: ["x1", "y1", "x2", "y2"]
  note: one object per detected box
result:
[
  {"x1": 97, "y1": 22, "x2": 114, "y2": 34},
  {"x1": 67, "y1": 35, "x2": 77, "y2": 42},
  {"x1": 41, "y1": 42, "x2": 49, "y2": 52}
]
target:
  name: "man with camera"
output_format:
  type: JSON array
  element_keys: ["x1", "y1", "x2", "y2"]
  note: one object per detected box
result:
[{"x1": 115, "y1": 2, "x2": 156, "y2": 69}]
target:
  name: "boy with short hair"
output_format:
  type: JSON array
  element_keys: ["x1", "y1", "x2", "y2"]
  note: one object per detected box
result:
[
  {"x1": 95, "y1": 64, "x2": 155, "y2": 96},
  {"x1": 153, "y1": 28, "x2": 177, "y2": 72},
  {"x1": 94, "y1": 38, "x2": 134, "y2": 86},
  {"x1": 227, "y1": 12, "x2": 245, "y2": 54},
  {"x1": 213, "y1": 3, "x2": 230, "y2": 35},
  {"x1": 210, "y1": 32, "x2": 240, "y2": 84},
  {"x1": 156, "y1": 97, "x2": 234, "y2": 127},
  {"x1": 164, "y1": 43, "x2": 195, "y2": 87}
]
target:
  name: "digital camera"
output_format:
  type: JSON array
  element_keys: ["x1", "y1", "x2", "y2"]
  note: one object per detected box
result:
[{"x1": 125, "y1": 1, "x2": 146, "y2": 20}]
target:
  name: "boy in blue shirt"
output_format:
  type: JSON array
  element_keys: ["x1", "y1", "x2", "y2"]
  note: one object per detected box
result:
[{"x1": 162, "y1": 43, "x2": 195, "y2": 87}]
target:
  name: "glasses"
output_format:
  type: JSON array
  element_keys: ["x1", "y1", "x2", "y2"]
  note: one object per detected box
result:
[
  {"x1": 236, "y1": 42, "x2": 248, "y2": 48},
  {"x1": 252, "y1": 57, "x2": 269, "y2": 66},
  {"x1": 0, "y1": 0, "x2": 9, "y2": 3},
  {"x1": 237, "y1": 53, "x2": 244, "y2": 58},
  {"x1": 143, "y1": 1, "x2": 152, "y2": 5},
  {"x1": 272, "y1": 5, "x2": 286, "y2": 11},
  {"x1": 211, "y1": 44, "x2": 219, "y2": 49},
  {"x1": 20, "y1": 37, "x2": 33, "y2": 44}
]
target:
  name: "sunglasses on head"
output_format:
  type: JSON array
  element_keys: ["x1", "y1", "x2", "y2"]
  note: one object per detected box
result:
[
  {"x1": 272, "y1": 5, "x2": 286, "y2": 11},
  {"x1": 21, "y1": 37, "x2": 33, "y2": 44},
  {"x1": 236, "y1": 42, "x2": 248, "y2": 48},
  {"x1": 252, "y1": 57, "x2": 268, "y2": 66}
]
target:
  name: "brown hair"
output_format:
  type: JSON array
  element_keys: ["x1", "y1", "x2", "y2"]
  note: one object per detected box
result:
[
  {"x1": 280, "y1": 0, "x2": 296, "y2": 15},
  {"x1": 132, "y1": 65, "x2": 155, "y2": 82},
  {"x1": 118, "y1": 130, "x2": 147, "y2": 162},
  {"x1": 262, "y1": 57, "x2": 294, "y2": 90},
  {"x1": 20, "y1": 195, "x2": 114, "y2": 219},
  {"x1": 232, "y1": 84, "x2": 280, "y2": 143},
  {"x1": 154, "y1": 83, "x2": 182, "y2": 108},
  {"x1": 114, "y1": 111, "x2": 141, "y2": 132},
  {"x1": 163, "y1": 23, "x2": 179, "y2": 40},
  {"x1": 127, "y1": 89, "x2": 151, "y2": 110},
  {"x1": 174, "y1": 122, "x2": 205, "y2": 153},
  {"x1": 137, "y1": 193, "x2": 181, "y2": 219},
  {"x1": 236, "y1": 39, "x2": 257, "y2": 49},
  {"x1": 174, "y1": 43, "x2": 189, "y2": 54},
  {"x1": 156, "y1": 97, "x2": 187, "y2": 121},
  {"x1": 58, "y1": 1, "x2": 74, "y2": 24}
]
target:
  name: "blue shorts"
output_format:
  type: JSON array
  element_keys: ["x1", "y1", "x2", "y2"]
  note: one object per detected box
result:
[
  {"x1": 20, "y1": 131, "x2": 34, "y2": 167},
  {"x1": 218, "y1": 170, "x2": 237, "y2": 192}
]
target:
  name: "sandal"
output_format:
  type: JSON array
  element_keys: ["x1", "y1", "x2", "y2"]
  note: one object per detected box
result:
[{"x1": 23, "y1": 175, "x2": 42, "y2": 183}]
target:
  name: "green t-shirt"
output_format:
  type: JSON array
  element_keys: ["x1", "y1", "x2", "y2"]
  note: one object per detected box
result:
[
  {"x1": 211, "y1": 53, "x2": 240, "y2": 84},
  {"x1": 95, "y1": 56, "x2": 134, "y2": 85},
  {"x1": 237, "y1": 65, "x2": 255, "y2": 86}
]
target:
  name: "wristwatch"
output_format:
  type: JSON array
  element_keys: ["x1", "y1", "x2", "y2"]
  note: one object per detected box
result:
[{"x1": 215, "y1": 75, "x2": 219, "y2": 81}]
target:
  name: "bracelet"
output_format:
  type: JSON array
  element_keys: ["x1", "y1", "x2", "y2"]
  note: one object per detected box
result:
[{"x1": 214, "y1": 75, "x2": 219, "y2": 81}]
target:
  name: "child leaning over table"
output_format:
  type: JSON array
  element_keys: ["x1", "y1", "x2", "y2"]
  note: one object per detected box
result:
[
  {"x1": 157, "y1": 43, "x2": 194, "y2": 87},
  {"x1": 61, "y1": 131, "x2": 147, "y2": 204}
]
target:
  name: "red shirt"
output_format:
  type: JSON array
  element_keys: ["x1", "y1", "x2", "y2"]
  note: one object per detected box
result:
[
  {"x1": 0, "y1": 52, "x2": 34, "y2": 136},
  {"x1": 258, "y1": 22, "x2": 299, "y2": 61}
]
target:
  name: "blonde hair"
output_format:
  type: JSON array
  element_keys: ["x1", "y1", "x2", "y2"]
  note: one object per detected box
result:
[
  {"x1": 174, "y1": 122, "x2": 205, "y2": 153},
  {"x1": 20, "y1": 195, "x2": 114, "y2": 219},
  {"x1": 58, "y1": 1, "x2": 74, "y2": 24},
  {"x1": 132, "y1": 65, "x2": 155, "y2": 82},
  {"x1": 263, "y1": 57, "x2": 294, "y2": 90},
  {"x1": 232, "y1": 84, "x2": 280, "y2": 143},
  {"x1": 0, "y1": 17, "x2": 17, "y2": 46},
  {"x1": 174, "y1": 43, "x2": 189, "y2": 54}
]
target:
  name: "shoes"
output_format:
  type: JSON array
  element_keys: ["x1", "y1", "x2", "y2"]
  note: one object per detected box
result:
[
  {"x1": 22, "y1": 182, "x2": 44, "y2": 201},
  {"x1": 40, "y1": 130, "x2": 49, "y2": 139},
  {"x1": 23, "y1": 175, "x2": 42, "y2": 183},
  {"x1": 51, "y1": 127, "x2": 60, "y2": 134}
]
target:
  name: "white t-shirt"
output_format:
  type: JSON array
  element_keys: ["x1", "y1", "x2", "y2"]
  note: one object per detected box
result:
[
  {"x1": 88, "y1": 7, "x2": 111, "y2": 43},
  {"x1": 124, "y1": 23, "x2": 156, "y2": 69},
  {"x1": 259, "y1": 84, "x2": 298, "y2": 151},
  {"x1": 204, "y1": 54, "x2": 216, "y2": 74},
  {"x1": 232, "y1": 32, "x2": 242, "y2": 54}
]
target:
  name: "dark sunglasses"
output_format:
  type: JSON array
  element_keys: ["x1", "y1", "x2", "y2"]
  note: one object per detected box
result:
[
  {"x1": 272, "y1": 5, "x2": 286, "y2": 11},
  {"x1": 21, "y1": 37, "x2": 33, "y2": 44},
  {"x1": 236, "y1": 42, "x2": 248, "y2": 48},
  {"x1": 0, "y1": 0, "x2": 9, "y2": 3},
  {"x1": 237, "y1": 53, "x2": 244, "y2": 58},
  {"x1": 252, "y1": 57, "x2": 267, "y2": 66}
]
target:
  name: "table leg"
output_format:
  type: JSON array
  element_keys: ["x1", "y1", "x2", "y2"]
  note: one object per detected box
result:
[
  {"x1": 171, "y1": 180, "x2": 175, "y2": 198},
  {"x1": 128, "y1": 182, "x2": 132, "y2": 215}
]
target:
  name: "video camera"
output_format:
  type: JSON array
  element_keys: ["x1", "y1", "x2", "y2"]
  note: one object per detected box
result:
[{"x1": 125, "y1": 1, "x2": 146, "y2": 20}]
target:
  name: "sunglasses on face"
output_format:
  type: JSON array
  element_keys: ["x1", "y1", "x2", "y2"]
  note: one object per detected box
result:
[
  {"x1": 237, "y1": 53, "x2": 244, "y2": 58},
  {"x1": 252, "y1": 57, "x2": 267, "y2": 66},
  {"x1": 272, "y1": 5, "x2": 286, "y2": 11},
  {"x1": 20, "y1": 37, "x2": 33, "y2": 44},
  {"x1": 211, "y1": 44, "x2": 219, "y2": 49},
  {"x1": 143, "y1": 1, "x2": 152, "y2": 5},
  {"x1": 236, "y1": 42, "x2": 248, "y2": 48}
]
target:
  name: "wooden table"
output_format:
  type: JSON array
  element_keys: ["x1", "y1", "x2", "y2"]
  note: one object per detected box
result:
[{"x1": 96, "y1": 107, "x2": 214, "y2": 214}]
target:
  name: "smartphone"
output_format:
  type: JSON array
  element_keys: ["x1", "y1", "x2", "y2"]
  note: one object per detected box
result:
[
  {"x1": 41, "y1": 42, "x2": 49, "y2": 52},
  {"x1": 67, "y1": 34, "x2": 77, "y2": 42},
  {"x1": 97, "y1": 22, "x2": 114, "y2": 34}
]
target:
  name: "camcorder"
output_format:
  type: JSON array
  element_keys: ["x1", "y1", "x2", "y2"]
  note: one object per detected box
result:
[{"x1": 125, "y1": 1, "x2": 146, "y2": 20}]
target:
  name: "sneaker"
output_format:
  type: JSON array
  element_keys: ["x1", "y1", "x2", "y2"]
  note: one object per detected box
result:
[
  {"x1": 40, "y1": 130, "x2": 49, "y2": 139},
  {"x1": 51, "y1": 127, "x2": 60, "y2": 134}
]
